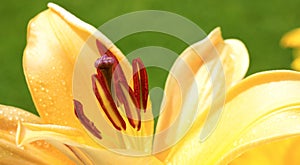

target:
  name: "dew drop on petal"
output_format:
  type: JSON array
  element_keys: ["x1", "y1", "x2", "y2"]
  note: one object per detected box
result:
[
  {"x1": 233, "y1": 141, "x2": 238, "y2": 147},
  {"x1": 36, "y1": 141, "x2": 42, "y2": 146},
  {"x1": 61, "y1": 80, "x2": 66, "y2": 86}
]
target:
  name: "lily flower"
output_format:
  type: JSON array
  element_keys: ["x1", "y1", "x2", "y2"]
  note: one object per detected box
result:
[
  {"x1": 281, "y1": 28, "x2": 300, "y2": 71},
  {"x1": 1, "y1": 2, "x2": 300, "y2": 164}
]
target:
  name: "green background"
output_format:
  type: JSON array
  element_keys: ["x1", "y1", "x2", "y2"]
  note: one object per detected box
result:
[{"x1": 0, "y1": 0, "x2": 299, "y2": 115}]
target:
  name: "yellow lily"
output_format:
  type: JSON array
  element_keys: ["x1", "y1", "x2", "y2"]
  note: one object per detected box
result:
[
  {"x1": 281, "y1": 28, "x2": 300, "y2": 71},
  {"x1": 1, "y1": 2, "x2": 300, "y2": 164}
]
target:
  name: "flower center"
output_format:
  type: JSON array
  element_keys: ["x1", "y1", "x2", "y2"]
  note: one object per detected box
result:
[{"x1": 74, "y1": 40, "x2": 149, "y2": 140}]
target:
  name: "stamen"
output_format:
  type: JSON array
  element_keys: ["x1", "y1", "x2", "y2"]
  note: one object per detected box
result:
[
  {"x1": 74, "y1": 100, "x2": 102, "y2": 139},
  {"x1": 92, "y1": 74, "x2": 126, "y2": 131},
  {"x1": 92, "y1": 39, "x2": 149, "y2": 131},
  {"x1": 133, "y1": 58, "x2": 149, "y2": 112},
  {"x1": 117, "y1": 81, "x2": 141, "y2": 130},
  {"x1": 96, "y1": 39, "x2": 108, "y2": 56}
]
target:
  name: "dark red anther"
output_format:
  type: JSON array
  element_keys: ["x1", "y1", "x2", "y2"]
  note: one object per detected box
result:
[
  {"x1": 133, "y1": 58, "x2": 149, "y2": 112},
  {"x1": 74, "y1": 100, "x2": 102, "y2": 139},
  {"x1": 92, "y1": 74, "x2": 126, "y2": 131},
  {"x1": 96, "y1": 39, "x2": 108, "y2": 56}
]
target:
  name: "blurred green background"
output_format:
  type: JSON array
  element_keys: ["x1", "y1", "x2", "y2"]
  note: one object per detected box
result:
[{"x1": 0, "y1": 0, "x2": 299, "y2": 115}]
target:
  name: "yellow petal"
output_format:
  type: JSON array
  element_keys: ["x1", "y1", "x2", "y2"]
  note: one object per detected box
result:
[
  {"x1": 0, "y1": 104, "x2": 75, "y2": 165},
  {"x1": 281, "y1": 28, "x2": 300, "y2": 48},
  {"x1": 154, "y1": 27, "x2": 249, "y2": 154},
  {"x1": 163, "y1": 70, "x2": 300, "y2": 164},
  {"x1": 16, "y1": 122, "x2": 162, "y2": 164},
  {"x1": 77, "y1": 146, "x2": 164, "y2": 165},
  {"x1": 23, "y1": 3, "x2": 127, "y2": 128},
  {"x1": 230, "y1": 136, "x2": 300, "y2": 165},
  {"x1": 16, "y1": 122, "x2": 99, "y2": 148}
]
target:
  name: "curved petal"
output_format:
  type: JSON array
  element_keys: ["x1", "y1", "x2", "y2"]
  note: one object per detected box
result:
[
  {"x1": 16, "y1": 122, "x2": 99, "y2": 148},
  {"x1": 16, "y1": 122, "x2": 162, "y2": 164},
  {"x1": 281, "y1": 28, "x2": 300, "y2": 48},
  {"x1": 154, "y1": 27, "x2": 249, "y2": 154},
  {"x1": 161, "y1": 70, "x2": 300, "y2": 164},
  {"x1": 0, "y1": 104, "x2": 75, "y2": 165},
  {"x1": 230, "y1": 136, "x2": 300, "y2": 165},
  {"x1": 23, "y1": 3, "x2": 128, "y2": 129}
]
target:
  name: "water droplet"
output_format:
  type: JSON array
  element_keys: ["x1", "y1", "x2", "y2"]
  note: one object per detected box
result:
[
  {"x1": 43, "y1": 142, "x2": 50, "y2": 149},
  {"x1": 238, "y1": 138, "x2": 244, "y2": 144},
  {"x1": 233, "y1": 141, "x2": 238, "y2": 147},
  {"x1": 289, "y1": 115, "x2": 298, "y2": 119},
  {"x1": 61, "y1": 80, "x2": 66, "y2": 86},
  {"x1": 41, "y1": 87, "x2": 45, "y2": 91},
  {"x1": 36, "y1": 141, "x2": 42, "y2": 146}
]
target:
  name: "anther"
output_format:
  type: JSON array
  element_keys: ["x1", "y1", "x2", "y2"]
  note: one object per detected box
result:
[
  {"x1": 133, "y1": 58, "x2": 149, "y2": 112},
  {"x1": 74, "y1": 100, "x2": 102, "y2": 139}
]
